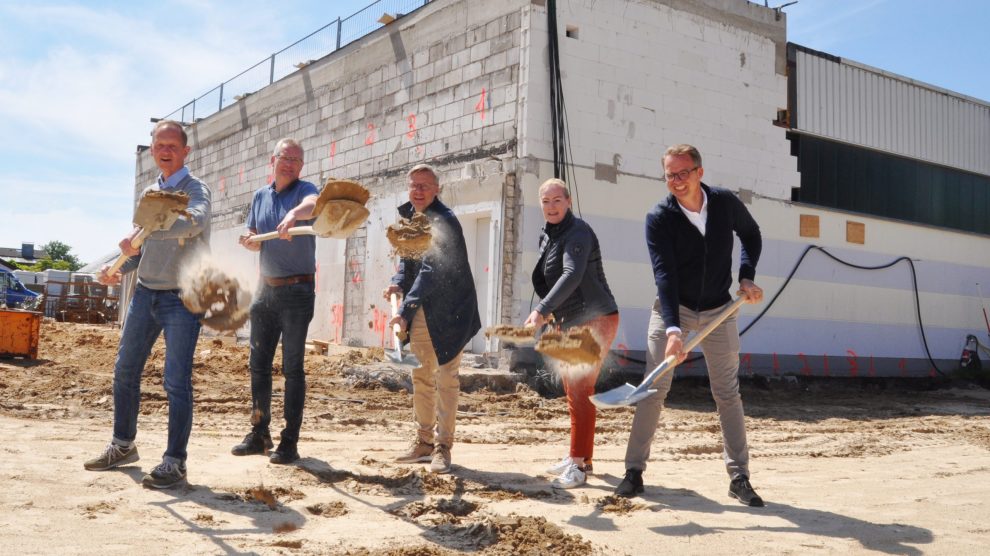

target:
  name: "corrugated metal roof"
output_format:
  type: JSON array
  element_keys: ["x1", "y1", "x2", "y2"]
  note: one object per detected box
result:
[{"x1": 791, "y1": 44, "x2": 990, "y2": 177}]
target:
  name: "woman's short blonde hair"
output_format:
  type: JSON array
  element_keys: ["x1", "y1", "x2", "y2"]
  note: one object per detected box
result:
[{"x1": 538, "y1": 178, "x2": 570, "y2": 198}]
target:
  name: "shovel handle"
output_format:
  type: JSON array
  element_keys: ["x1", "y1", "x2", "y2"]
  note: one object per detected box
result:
[
  {"x1": 248, "y1": 226, "x2": 316, "y2": 243},
  {"x1": 106, "y1": 227, "x2": 153, "y2": 277},
  {"x1": 640, "y1": 297, "x2": 747, "y2": 389},
  {"x1": 390, "y1": 293, "x2": 402, "y2": 333}
]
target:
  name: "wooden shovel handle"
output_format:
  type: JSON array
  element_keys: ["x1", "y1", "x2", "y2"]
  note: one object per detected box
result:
[
  {"x1": 248, "y1": 226, "x2": 316, "y2": 243},
  {"x1": 105, "y1": 227, "x2": 153, "y2": 277}
]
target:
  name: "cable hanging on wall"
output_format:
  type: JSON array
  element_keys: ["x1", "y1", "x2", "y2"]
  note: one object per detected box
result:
[{"x1": 546, "y1": 0, "x2": 581, "y2": 216}]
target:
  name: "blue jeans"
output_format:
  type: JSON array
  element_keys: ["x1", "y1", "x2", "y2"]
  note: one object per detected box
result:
[
  {"x1": 249, "y1": 282, "x2": 315, "y2": 445},
  {"x1": 113, "y1": 284, "x2": 202, "y2": 463}
]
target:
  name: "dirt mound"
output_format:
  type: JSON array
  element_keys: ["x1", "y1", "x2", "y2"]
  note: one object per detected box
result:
[
  {"x1": 387, "y1": 213, "x2": 432, "y2": 259},
  {"x1": 306, "y1": 501, "x2": 348, "y2": 517}
]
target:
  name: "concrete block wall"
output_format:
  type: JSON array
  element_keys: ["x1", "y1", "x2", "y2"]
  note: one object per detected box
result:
[
  {"x1": 507, "y1": 0, "x2": 797, "y2": 347},
  {"x1": 135, "y1": 0, "x2": 530, "y2": 347},
  {"x1": 519, "y1": 0, "x2": 795, "y2": 196}
]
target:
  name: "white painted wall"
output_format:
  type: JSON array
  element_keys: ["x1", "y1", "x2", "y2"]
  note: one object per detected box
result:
[{"x1": 511, "y1": 0, "x2": 990, "y2": 374}]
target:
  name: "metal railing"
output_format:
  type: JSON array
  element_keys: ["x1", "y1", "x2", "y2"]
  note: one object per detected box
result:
[{"x1": 162, "y1": 0, "x2": 431, "y2": 123}]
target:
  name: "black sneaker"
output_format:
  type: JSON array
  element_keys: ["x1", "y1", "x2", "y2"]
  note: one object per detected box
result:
[
  {"x1": 615, "y1": 468, "x2": 645, "y2": 498},
  {"x1": 142, "y1": 461, "x2": 187, "y2": 489},
  {"x1": 269, "y1": 441, "x2": 300, "y2": 465},
  {"x1": 729, "y1": 476, "x2": 764, "y2": 507},
  {"x1": 231, "y1": 431, "x2": 273, "y2": 456}
]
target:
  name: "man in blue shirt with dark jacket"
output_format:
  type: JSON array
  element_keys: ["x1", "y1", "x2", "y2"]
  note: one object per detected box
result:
[
  {"x1": 232, "y1": 138, "x2": 319, "y2": 465},
  {"x1": 616, "y1": 144, "x2": 767, "y2": 507},
  {"x1": 384, "y1": 163, "x2": 481, "y2": 474}
]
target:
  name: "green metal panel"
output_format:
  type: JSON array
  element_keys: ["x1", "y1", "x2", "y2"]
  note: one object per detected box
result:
[{"x1": 793, "y1": 134, "x2": 990, "y2": 235}]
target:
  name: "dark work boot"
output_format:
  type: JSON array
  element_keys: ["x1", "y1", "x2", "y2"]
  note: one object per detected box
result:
[
  {"x1": 615, "y1": 468, "x2": 645, "y2": 498},
  {"x1": 729, "y1": 476, "x2": 765, "y2": 507},
  {"x1": 269, "y1": 440, "x2": 300, "y2": 465},
  {"x1": 231, "y1": 431, "x2": 273, "y2": 456}
]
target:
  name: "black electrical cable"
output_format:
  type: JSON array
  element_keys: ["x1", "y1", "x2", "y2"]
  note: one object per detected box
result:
[
  {"x1": 546, "y1": 0, "x2": 581, "y2": 216},
  {"x1": 613, "y1": 245, "x2": 946, "y2": 377}
]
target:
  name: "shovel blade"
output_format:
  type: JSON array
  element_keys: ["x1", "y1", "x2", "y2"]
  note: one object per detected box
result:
[
  {"x1": 590, "y1": 384, "x2": 658, "y2": 408},
  {"x1": 386, "y1": 351, "x2": 419, "y2": 366}
]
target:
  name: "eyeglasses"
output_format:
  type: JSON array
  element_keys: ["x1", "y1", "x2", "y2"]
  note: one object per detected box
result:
[
  {"x1": 276, "y1": 155, "x2": 303, "y2": 164},
  {"x1": 661, "y1": 167, "x2": 699, "y2": 182}
]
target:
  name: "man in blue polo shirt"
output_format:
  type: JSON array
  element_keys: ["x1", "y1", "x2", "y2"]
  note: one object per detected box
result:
[{"x1": 232, "y1": 138, "x2": 319, "y2": 465}]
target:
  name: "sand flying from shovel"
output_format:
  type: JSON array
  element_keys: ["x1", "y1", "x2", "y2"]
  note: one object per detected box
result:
[
  {"x1": 179, "y1": 255, "x2": 253, "y2": 332},
  {"x1": 485, "y1": 325, "x2": 537, "y2": 346},
  {"x1": 386, "y1": 213, "x2": 432, "y2": 259},
  {"x1": 536, "y1": 327, "x2": 602, "y2": 378}
]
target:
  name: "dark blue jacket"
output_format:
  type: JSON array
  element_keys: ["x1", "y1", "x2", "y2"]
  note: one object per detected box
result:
[
  {"x1": 391, "y1": 198, "x2": 481, "y2": 364},
  {"x1": 646, "y1": 183, "x2": 761, "y2": 328},
  {"x1": 532, "y1": 210, "x2": 617, "y2": 327}
]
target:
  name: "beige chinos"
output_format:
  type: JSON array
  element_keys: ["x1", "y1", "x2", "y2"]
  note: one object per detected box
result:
[
  {"x1": 624, "y1": 298, "x2": 750, "y2": 480},
  {"x1": 408, "y1": 309, "x2": 462, "y2": 447}
]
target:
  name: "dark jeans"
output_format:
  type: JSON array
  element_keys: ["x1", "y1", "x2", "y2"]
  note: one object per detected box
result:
[
  {"x1": 113, "y1": 284, "x2": 202, "y2": 463},
  {"x1": 249, "y1": 282, "x2": 315, "y2": 445}
]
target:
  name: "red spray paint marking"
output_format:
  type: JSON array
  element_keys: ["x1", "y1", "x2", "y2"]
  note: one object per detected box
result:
[
  {"x1": 772, "y1": 352, "x2": 779, "y2": 375},
  {"x1": 365, "y1": 123, "x2": 376, "y2": 145},
  {"x1": 898, "y1": 358, "x2": 907, "y2": 377},
  {"x1": 349, "y1": 259, "x2": 362, "y2": 284},
  {"x1": 868, "y1": 355, "x2": 876, "y2": 377},
  {"x1": 415, "y1": 145, "x2": 425, "y2": 157},
  {"x1": 406, "y1": 114, "x2": 417, "y2": 139},
  {"x1": 798, "y1": 353, "x2": 811, "y2": 376},
  {"x1": 846, "y1": 349, "x2": 859, "y2": 377},
  {"x1": 616, "y1": 342, "x2": 630, "y2": 365},
  {"x1": 238, "y1": 166, "x2": 244, "y2": 184},
  {"x1": 475, "y1": 88, "x2": 487, "y2": 121},
  {"x1": 822, "y1": 354, "x2": 830, "y2": 377},
  {"x1": 218, "y1": 176, "x2": 226, "y2": 195},
  {"x1": 740, "y1": 353, "x2": 752, "y2": 376},
  {"x1": 330, "y1": 304, "x2": 344, "y2": 344},
  {"x1": 929, "y1": 366, "x2": 937, "y2": 378},
  {"x1": 329, "y1": 141, "x2": 336, "y2": 167},
  {"x1": 372, "y1": 308, "x2": 389, "y2": 347}
]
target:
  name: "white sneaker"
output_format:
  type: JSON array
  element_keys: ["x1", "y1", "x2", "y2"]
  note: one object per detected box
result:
[
  {"x1": 545, "y1": 456, "x2": 572, "y2": 476},
  {"x1": 546, "y1": 456, "x2": 592, "y2": 476},
  {"x1": 551, "y1": 463, "x2": 586, "y2": 489}
]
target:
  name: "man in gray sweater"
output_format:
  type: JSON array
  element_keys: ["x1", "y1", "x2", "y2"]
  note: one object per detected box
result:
[{"x1": 84, "y1": 120, "x2": 212, "y2": 489}]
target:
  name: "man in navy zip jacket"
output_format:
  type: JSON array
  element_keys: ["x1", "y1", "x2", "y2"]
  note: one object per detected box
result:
[
  {"x1": 384, "y1": 163, "x2": 481, "y2": 475},
  {"x1": 616, "y1": 144, "x2": 767, "y2": 507}
]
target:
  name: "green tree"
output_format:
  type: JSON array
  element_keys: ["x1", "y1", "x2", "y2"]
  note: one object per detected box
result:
[{"x1": 27, "y1": 241, "x2": 84, "y2": 272}]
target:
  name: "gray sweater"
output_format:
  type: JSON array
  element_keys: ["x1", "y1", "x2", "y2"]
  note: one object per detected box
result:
[{"x1": 121, "y1": 172, "x2": 212, "y2": 290}]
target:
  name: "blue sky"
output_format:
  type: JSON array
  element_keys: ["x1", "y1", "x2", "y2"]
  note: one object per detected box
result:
[{"x1": 0, "y1": 0, "x2": 987, "y2": 265}]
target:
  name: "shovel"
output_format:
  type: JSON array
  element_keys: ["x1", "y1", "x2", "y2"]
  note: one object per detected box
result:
[
  {"x1": 106, "y1": 190, "x2": 190, "y2": 276},
  {"x1": 591, "y1": 297, "x2": 747, "y2": 409},
  {"x1": 248, "y1": 179, "x2": 370, "y2": 243},
  {"x1": 386, "y1": 293, "x2": 418, "y2": 366}
]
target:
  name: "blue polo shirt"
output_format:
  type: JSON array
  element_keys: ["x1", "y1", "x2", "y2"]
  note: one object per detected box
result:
[{"x1": 247, "y1": 179, "x2": 320, "y2": 278}]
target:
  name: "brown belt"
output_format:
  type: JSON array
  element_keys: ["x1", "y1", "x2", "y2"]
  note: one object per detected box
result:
[{"x1": 264, "y1": 274, "x2": 314, "y2": 287}]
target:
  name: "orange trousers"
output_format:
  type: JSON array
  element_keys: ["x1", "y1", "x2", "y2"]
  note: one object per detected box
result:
[{"x1": 560, "y1": 312, "x2": 619, "y2": 463}]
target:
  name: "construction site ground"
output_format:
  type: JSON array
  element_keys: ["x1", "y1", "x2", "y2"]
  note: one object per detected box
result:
[{"x1": 1, "y1": 320, "x2": 989, "y2": 555}]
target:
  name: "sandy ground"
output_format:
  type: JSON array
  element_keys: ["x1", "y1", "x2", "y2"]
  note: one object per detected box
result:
[{"x1": 1, "y1": 320, "x2": 989, "y2": 555}]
